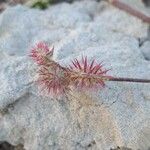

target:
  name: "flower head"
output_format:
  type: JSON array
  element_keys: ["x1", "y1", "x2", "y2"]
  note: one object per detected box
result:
[
  {"x1": 69, "y1": 56, "x2": 111, "y2": 89},
  {"x1": 30, "y1": 42, "x2": 54, "y2": 65},
  {"x1": 37, "y1": 62, "x2": 70, "y2": 96},
  {"x1": 30, "y1": 42, "x2": 112, "y2": 96},
  {"x1": 30, "y1": 42, "x2": 70, "y2": 96}
]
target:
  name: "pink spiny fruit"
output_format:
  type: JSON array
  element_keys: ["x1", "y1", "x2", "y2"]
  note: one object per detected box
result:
[
  {"x1": 30, "y1": 42, "x2": 54, "y2": 65},
  {"x1": 30, "y1": 42, "x2": 150, "y2": 96},
  {"x1": 37, "y1": 63, "x2": 70, "y2": 96},
  {"x1": 30, "y1": 42, "x2": 70, "y2": 95},
  {"x1": 30, "y1": 42, "x2": 112, "y2": 96},
  {"x1": 68, "y1": 56, "x2": 111, "y2": 90}
]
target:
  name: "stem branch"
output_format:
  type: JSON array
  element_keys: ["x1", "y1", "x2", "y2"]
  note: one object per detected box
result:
[
  {"x1": 108, "y1": 0, "x2": 150, "y2": 23},
  {"x1": 109, "y1": 77, "x2": 150, "y2": 83}
]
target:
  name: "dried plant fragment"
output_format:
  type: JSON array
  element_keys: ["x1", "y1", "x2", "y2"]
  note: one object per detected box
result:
[
  {"x1": 38, "y1": 65, "x2": 70, "y2": 95},
  {"x1": 30, "y1": 42, "x2": 150, "y2": 97},
  {"x1": 30, "y1": 42, "x2": 70, "y2": 96},
  {"x1": 30, "y1": 42, "x2": 54, "y2": 65},
  {"x1": 68, "y1": 57, "x2": 112, "y2": 90}
]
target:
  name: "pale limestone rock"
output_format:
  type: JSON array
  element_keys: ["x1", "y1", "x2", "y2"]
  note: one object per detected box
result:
[{"x1": 0, "y1": 1, "x2": 150, "y2": 150}]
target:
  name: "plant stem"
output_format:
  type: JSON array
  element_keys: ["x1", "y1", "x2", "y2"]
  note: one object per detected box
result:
[
  {"x1": 108, "y1": 0, "x2": 150, "y2": 24},
  {"x1": 85, "y1": 74, "x2": 150, "y2": 83},
  {"x1": 109, "y1": 77, "x2": 150, "y2": 83}
]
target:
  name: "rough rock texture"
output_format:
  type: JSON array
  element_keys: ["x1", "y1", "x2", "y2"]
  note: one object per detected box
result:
[
  {"x1": 141, "y1": 41, "x2": 150, "y2": 60},
  {"x1": 0, "y1": 0, "x2": 150, "y2": 150}
]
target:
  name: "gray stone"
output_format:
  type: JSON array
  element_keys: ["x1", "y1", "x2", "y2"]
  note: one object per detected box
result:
[
  {"x1": 0, "y1": 1, "x2": 150, "y2": 150},
  {"x1": 141, "y1": 41, "x2": 150, "y2": 60}
]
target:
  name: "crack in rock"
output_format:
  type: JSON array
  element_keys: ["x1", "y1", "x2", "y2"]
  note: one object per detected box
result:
[{"x1": 0, "y1": 141, "x2": 24, "y2": 150}]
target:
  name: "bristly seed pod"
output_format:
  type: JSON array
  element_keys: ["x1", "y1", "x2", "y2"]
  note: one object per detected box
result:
[
  {"x1": 30, "y1": 42, "x2": 70, "y2": 96},
  {"x1": 30, "y1": 42, "x2": 150, "y2": 96},
  {"x1": 68, "y1": 56, "x2": 111, "y2": 90},
  {"x1": 30, "y1": 42, "x2": 112, "y2": 96},
  {"x1": 37, "y1": 66, "x2": 70, "y2": 96},
  {"x1": 29, "y1": 42, "x2": 54, "y2": 65}
]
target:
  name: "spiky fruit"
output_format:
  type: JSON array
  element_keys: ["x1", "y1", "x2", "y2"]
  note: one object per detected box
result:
[
  {"x1": 69, "y1": 56, "x2": 111, "y2": 90},
  {"x1": 30, "y1": 42, "x2": 112, "y2": 96},
  {"x1": 30, "y1": 42, "x2": 70, "y2": 96},
  {"x1": 37, "y1": 64, "x2": 70, "y2": 95},
  {"x1": 30, "y1": 42, "x2": 54, "y2": 65}
]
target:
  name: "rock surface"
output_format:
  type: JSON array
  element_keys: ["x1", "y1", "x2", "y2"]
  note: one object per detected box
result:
[
  {"x1": 0, "y1": 0, "x2": 150, "y2": 150},
  {"x1": 141, "y1": 41, "x2": 150, "y2": 60}
]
